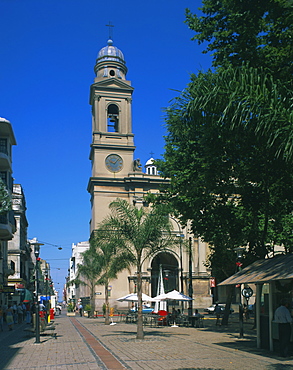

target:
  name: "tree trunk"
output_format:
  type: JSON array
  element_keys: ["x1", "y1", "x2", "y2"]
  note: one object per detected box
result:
[
  {"x1": 221, "y1": 284, "x2": 234, "y2": 326},
  {"x1": 136, "y1": 263, "x2": 144, "y2": 339},
  {"x1": 104, "y1": 282, "x2": 110, "y2": 325},
  {"x1": 90, "y1": 284, "x2": 95, "y2": 318}
]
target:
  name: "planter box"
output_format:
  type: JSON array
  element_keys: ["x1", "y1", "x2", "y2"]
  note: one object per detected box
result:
[{"x1": 66, "y1": 312, "x2": 76, "y2": 316}]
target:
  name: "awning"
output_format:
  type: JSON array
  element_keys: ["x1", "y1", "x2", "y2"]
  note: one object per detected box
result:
[
  {"x1": 218, "y1": 254, "x2": 293, "y2": 286},
  {"x1": 16, "y1": 289, "x2": 33, "y2": 302}
]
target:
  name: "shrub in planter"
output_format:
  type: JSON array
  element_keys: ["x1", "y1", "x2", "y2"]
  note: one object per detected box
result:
[
  {"x1": 85, "y1": 304, "x2": 92, "y2": 317},
  {"x1": 67, "y1": 302, "x2": 75, "y2": 313}
]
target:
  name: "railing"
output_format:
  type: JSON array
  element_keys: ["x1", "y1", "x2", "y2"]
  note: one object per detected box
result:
[{"x1": 0, "y1": 210, "x2": 16, "y2": 228}]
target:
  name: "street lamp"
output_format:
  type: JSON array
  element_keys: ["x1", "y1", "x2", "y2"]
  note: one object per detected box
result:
[
  {"x1": 169, "y1": 216, "x2": 185, "y2": 311},
  {"x1": 31, "y1": 239, "x2": 44, "y2": 344},
  {"x1": 234, "y1": 246, "x2": 244, "y2": 338},
  {"x1": 188, "y1": 237, "x2": 193, "y2": 317},
  {"x1": 45, "y1": 267, "x2": 49, "y2": 319}
]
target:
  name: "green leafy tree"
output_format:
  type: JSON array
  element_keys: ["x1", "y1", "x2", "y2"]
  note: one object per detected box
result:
[
  {"x1": 67, "y1": 248, "x2": 102, "y2": 317},
  {"x1": 90, "y1": 224, "x2": 135, "y2": 325},
  {"x1": 185, "y1": 0, "x2": 293, "y2": 84},
  {"x1": 105, "y1": 198, "x2": 174, "y2": 340},
  {"x1": 0, "y1": 178, "x2": 11, "y2": 214},
  {"x1": 157, "y1": 65, "x2": 293, "y2": 274},
  {"x1": 185, "y1": 0, "x2": 293, "y2": 161}
]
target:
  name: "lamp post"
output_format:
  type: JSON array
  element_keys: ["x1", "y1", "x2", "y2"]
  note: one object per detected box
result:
[
  {"x1": 234, "y1": 246, "x2": 244, "y2": 338},
  {"x1": 31, "y1": 239, "x2": 44, "y2": 344},
  {"x1": 169, "y1": 216, "x2": 185, "y2": 311},
  {"x1": 188, "y1": 237, "x2": 193, "y2": 317},
  {"x1": 45, "y1": 267, "x2": 49, "y2": 321}
]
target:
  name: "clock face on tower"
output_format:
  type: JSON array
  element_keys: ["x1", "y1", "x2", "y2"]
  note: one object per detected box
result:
[{"x1": 105, "y1": 154, "x2": 123, "y2": 173}]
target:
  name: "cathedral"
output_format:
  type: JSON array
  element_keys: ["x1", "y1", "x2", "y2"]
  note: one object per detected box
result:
[{"x1": 86, "y1": 38, "x2": 212, "y2": 310}]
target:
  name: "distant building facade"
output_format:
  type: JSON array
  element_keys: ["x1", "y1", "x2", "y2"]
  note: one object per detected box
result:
[
  {"x1": 67, "y1": 241, "x2": 90, "y2": 303},
  {"x1": 8, "y1": 184, "x2": 32, "y2": 293},
  {"x1": 0, "y1": 117, "x2": 16, "y2": 305}
]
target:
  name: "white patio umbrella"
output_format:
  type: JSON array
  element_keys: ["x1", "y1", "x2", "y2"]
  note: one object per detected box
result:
[
  {"x1": 154, "y1": 290, "x2": 193, "y2": 301},
  {"x1": 153, "y1": 265, "x2": 167, "y2": 313},
  {"x1": 153, "y1": 290, "x2": 193, "y2": 327},
  {"x1": 116, "y1": 293, "x2": 156, "y2": 302}
]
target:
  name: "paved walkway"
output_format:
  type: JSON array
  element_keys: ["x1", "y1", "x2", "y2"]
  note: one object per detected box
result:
[{"x1": 0, "y1": 312, "x2": 292, "y2": 369}]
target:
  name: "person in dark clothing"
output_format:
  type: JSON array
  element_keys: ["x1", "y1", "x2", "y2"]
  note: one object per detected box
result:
[{"x1": 274, "y1": 300, "x2": 292, "y2": 357}]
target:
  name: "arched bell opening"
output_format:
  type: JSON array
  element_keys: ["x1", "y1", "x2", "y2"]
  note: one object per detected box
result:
[{"x1": 107, "y1": 104, "x2": 119, "y2": 132}]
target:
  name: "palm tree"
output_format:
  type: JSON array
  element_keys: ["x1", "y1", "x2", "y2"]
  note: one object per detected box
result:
[
  {"x1": 106, "y1": 198, "x2": 174, "y2": 339},
  {"x1": 90, "y1": 224, "x2": 134, "y2": 325},
  {"x1": 67, "y1": 248, "x2": 101, "y2": 317}
]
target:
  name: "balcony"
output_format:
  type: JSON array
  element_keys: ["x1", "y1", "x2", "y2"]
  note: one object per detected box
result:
[
  {"x1": 0, "y1": 211, "x2": 16, "y2": 240},
  {"x1": 0, "y1": 139, "x2": 12, "y2": 170}
]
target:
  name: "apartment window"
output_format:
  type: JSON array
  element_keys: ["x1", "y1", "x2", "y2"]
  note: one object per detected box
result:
[
  {"x1": 0, "y1": 138, "x2": 8, "y2": 155},
  {"x1": 10, "y1": 260, "x2": 15, "y2": 271},
  {"x1": 0, "y1": 171, "x2": 7, "y2": 185}
]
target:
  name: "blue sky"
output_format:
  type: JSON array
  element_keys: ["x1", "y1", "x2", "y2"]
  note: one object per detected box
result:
[{"x1": 0, "y1": 0, "x2": 212, "y2": 293}]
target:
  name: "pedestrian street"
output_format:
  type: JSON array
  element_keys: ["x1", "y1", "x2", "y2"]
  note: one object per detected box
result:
[{"x1": 0, "y1": 311, "x2": 292, "y2": 369}]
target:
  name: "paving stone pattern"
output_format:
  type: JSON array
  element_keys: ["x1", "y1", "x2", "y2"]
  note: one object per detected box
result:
[{"x1": 0, "y1": 312, "x2": 292, "y2": 370}]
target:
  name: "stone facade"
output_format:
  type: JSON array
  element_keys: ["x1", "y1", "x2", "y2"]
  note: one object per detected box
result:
[
  {"x1": 7, "y1": 184, "x2": 31, "y2": 293},
  {"x1": 85, "y1": 39, "x2": 212, "y2": 312},
  {"x1": 0, "y1": 117, "x2": 17, "y2": 305}
]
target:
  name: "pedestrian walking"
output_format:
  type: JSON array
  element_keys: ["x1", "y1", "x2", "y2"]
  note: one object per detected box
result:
[
  {"x1": 12, "y1": 302, "x2": 18, "y2": 324},
  {"x1": 0, "y1": 305, "x2": 3, "y2": 331},
  {"x1": 25, "y1": 303, "x2": 31, "y2": 324},
  {"x1": 6, "y1": 305, "x2": 14, "y2": 331},
  {"x1": 21, "y1": 302, "x2": 26, "y2": 321},
  {"x1": 274, "y1": 299, "x2": 292, "y2": 357},
  {"x1": 79, "y1": 303, "x2": 83, "y2": 317},
  {"x1": 17, "y1": 303, "x2": 23, "y2": 324}
]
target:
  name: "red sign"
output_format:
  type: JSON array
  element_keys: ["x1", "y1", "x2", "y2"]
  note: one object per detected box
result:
[
  {"x1": 210, "y1": 278, "x2": 216, "y2": 288},
  {"x1": 15, "y1": 283, "x2": 25, "y2": 289}
]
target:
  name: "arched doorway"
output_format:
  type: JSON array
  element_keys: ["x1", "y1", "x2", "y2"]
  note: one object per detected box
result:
[{"x1": 151, "y1": 252, "x2": 179, "y2": 297}]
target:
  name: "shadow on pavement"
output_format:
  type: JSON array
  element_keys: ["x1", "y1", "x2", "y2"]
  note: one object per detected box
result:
[
  {"x1": 216, "y1": 340, "x2": 293, "y2": 362},
  {"x1": 266, "y1": 365, "x2": 293, "y2": 369},
  {"x1": 0, "y1": 321, "x2": 59, "y2": 369},
  {"x1": 99, "y1": 329, "x2": 175, "y2": 339},
  {"x1": 0, "y1": 324, "x2": 35, "y2": 369}
]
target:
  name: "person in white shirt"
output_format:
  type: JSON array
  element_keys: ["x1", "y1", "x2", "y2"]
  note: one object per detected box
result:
[{"x1": 274, "y1": 300, "x2": 292, "y2": 357}]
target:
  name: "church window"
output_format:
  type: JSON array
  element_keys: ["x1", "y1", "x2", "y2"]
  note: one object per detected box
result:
[
  {"x1": 109, "y1": 70, "x2": 115, "y2": 76},
  {"x1": 107, "y1": 104, "x2": 119, "y2": 132}
]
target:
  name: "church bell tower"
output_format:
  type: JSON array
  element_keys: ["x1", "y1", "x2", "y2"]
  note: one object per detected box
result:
[{"x1": 88, "y1": 39, "x2": 136, "y2": 232}]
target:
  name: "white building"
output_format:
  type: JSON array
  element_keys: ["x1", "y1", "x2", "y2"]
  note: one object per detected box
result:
[{"x1": 67, "y1": 241, "x2": 90, "y2": 302}]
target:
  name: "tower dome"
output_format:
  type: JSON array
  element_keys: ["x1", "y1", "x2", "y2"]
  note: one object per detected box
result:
[
  {"x1": 145, "y1": 158, "x2": 158, "y2": 176},
  {"x1": 97, "y1": 39, "x2": 125, "y2": 63},
  {"x1": 94, "y1": 39, "x2": 127, "y2": 79}
]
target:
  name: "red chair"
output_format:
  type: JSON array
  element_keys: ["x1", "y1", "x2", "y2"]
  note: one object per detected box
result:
[{"x1": 157, "y1": 310, "x2": 168, "y2": 326}]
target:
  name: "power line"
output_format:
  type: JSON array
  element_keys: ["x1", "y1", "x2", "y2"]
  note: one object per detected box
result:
[{"x1": 29, "y1": 239, "x2": 63, "y2": 250}]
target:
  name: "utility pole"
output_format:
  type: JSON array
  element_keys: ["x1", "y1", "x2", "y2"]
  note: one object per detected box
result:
[{"x1": 188, "y1": 237, "x2": 193, "y2": 317}]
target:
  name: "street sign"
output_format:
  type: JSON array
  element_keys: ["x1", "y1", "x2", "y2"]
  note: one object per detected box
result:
[
  {"x1": 242, "y1": 287, "x2": 253, "y2": 298},
  {"x1": 0, "y1": 286, "x2": 15, "y2": 293}
]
